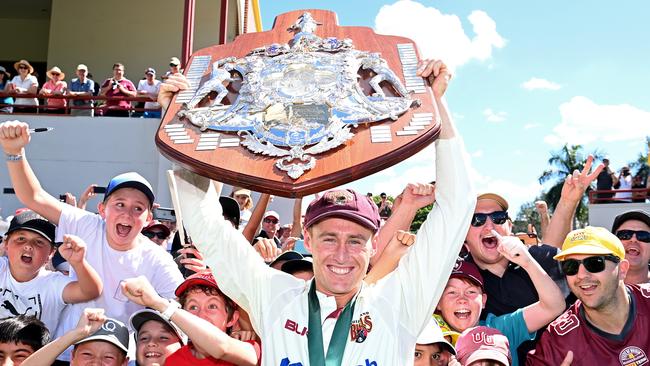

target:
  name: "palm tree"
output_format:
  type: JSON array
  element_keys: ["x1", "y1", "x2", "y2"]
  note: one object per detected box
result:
[{"x1": 538, "y1": 144, "x2": 603, "y2": 227}]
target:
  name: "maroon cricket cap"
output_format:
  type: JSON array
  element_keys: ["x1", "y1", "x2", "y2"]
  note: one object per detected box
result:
[
  {"x1": 456, "y1": 326, "x2": 511, "y2": 365},
  {"x1": 174, "y1": 270, "x2": 219, "y2": 297},
  {"x1": 304, "y1": 189, "x2": 381, "y2": 233},
  {"x1": 450, "y1": 258, "x2": 484, "y2": 291}
]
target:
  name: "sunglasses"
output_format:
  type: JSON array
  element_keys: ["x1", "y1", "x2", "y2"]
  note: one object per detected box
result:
[
  {"x1": 263, "y1": 218, "x2": 279, "y2": 224},
  {"x1": 51, "y1": 72, "x2": 60, "y2": 76},
  {"x1": 170, "y1": 63, "x2": 179, "y2": 67},
  {"x1": 142, "y1": 231, "x2": 168, "y2": 240},
  {"x1": 18, "y1": 65, "x2": 28, "y2": 70},
  {"x1": 471, "y1": 211, "x2": 509, "y2": 227},
  {"x1": 560, "y1": 255, "x2": 620, "y2": 276},
  {"x1": 615, "y1": 230, "x2": 650, "y2": 243}
]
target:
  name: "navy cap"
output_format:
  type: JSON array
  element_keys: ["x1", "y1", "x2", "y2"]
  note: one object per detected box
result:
[
  {"x1": 74, "y1": 318, "x2": 129, "y2": 354},
  {"x1": 104, "y1": 172, "x2": 155, "y2": 206},
  {"x1": 6, "y1": 210, "x2": 56, "y2": 244}
]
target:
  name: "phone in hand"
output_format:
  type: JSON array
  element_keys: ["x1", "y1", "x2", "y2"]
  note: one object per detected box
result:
[
  {"x1": 59, "y1": 194, "x2": 67, "y2": 202},
  {"x1": 153, "y1": 207, "x2": 176, "y2": 222},
  {"x1": 3, "y1": 188, "x2": 15, "y2": 194},
  {"x1": 93, "y1": 186, "x2": 107, "y2": 194}
]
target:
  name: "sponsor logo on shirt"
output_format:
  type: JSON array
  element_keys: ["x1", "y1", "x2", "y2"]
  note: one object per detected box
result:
[
  {"x1": 619, "y1": 346, "x2": 649, "y2": 366},
  {"x1": 284, "y1": 318, "x2": 308, "y2": 336},
  {"x1": 279, "y1": 358, "x2": 303, "y2": 366},
  {"x1": 350, "y1": 312, "x2": 373, "y2": 343}
]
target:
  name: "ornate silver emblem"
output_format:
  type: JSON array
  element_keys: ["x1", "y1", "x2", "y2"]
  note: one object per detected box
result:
[{"x1": 178, "y1": 12, "x2": 420, "y2": 179}]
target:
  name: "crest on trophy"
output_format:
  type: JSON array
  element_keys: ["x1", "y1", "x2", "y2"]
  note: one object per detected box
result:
[{"x1": 157, "y1": 9, "x2": 440, "y2": 197}]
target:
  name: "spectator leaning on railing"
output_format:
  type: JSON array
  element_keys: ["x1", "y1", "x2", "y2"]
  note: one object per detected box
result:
[
  {"x1": 136, "y1": 67, "x2": 161, "y2": 118},
  {"x1": 99, "y1": 62, "x2": 136, "y2": 117},
  {"x1": 7, "y1": 60, "x2": 38, "y2": 113},
  {"x1": 68, "y1": 64, "x2": 95, "y2": 117},
  {"x1": 40, "y1": 66, "x2": 68, "y2": 114}
]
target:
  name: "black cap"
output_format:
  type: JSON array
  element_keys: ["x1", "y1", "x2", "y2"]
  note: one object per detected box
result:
[
  {"x1": 612, "y1": 210, "x2": 650, "y2": 233},
  {"x1": 74, "y1": 318, "x2": 129, "y2": 353},
  {"x1": 219, "y1": 196, "x2": 240, "y2": 228},
  {"x1": 6, "y1": 210, "x2": 55, "y2": 244},
  {"x1": 281, "y1": 257, "x2": 313, "y2": 275},
  {"x1": 269, "y1": 251, "x2": 304, "y2": 268}
]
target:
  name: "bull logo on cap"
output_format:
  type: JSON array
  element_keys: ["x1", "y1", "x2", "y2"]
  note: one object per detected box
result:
[{"x1": 324, "y1": 190, "x2": 353, "y2": 205}]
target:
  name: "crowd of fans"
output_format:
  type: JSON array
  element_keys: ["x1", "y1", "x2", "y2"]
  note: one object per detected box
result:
[
  {"x1": 595, "y1": 157, "x2": 649, "y2": 203},
  {"x1": 0, "y1": 58, "x2": 183, "y2": 118},
  {"x1": 0, "y1": 58, "x2": 648, "y2": 366}
]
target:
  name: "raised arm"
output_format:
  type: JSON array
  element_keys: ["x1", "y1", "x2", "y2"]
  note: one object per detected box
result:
[
  {"x1": 290, "y1": 197, "x2": 303, "y2": 237},
  {"x1": 493, "y1": 231, "x2": 565, "y2": 332},
  {"x1": 21, "y1": 308, "x2": 108, "y2": 366},
  {"x1": 242, "y1": 193, "x2": 270, "y2": 242},
  {"x1": 543, "y1": 155, "x2": 603, "y2": 248},
  {"x1": 122, "y1": 276, "x2": 258, "y2": 366},
  {"x1": 0, "y1": 120, "x2": 64, "y2": 224},
  {"x1": 60, "y1": 234, "x2": 103, "y2": 303},
  {"x1": 391, "y1": 59, "x2": 475, "y2": 334},
  {"x1": 371, "y1": 183, "x2": 435, "y2": 266},
  {"x1": 364, "y1": 230, "x2": 415, "y2": 284}
]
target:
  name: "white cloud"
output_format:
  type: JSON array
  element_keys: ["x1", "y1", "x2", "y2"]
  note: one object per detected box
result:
[
  {"x1": 374, "y1": 0, "x2": 506, "y2": 71},
  {"x1": 469, "y1": 165, "x2": 542, "y2": 215},
  {"x1": 523, "y1": 123, "x2": 541, "y2": 129},
  {"x1": 521, "y1": 77, "x2": 562, "y2": 91},
  {"x1": 471, "y1": 150, "x2": 484, "y2": 158},
  {"x1": 544, "y1": 96, "x2": 650, "y2": 145},
  {"x1": 483, "y1": 108, "x2": 507, "y2": 122}
]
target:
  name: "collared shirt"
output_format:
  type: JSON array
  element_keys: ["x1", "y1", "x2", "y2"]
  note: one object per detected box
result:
[
  {"x1": 177, "y1": 137, "x2": 476, "y2": 366},
  {"x1": 69, "y1": 78, "x2": 95, "y2": 106}
]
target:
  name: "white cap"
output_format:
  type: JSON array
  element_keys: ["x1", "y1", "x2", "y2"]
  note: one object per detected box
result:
[{"x1": 417, "y1": 317, "x2": 456, "y2": 355}]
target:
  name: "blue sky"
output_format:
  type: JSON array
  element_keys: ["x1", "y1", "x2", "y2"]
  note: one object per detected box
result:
[{"x1": 260, "y1": 0, "x2": 650, "y2": 215}]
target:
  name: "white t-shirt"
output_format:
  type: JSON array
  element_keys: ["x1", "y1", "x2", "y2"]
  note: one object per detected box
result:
[
  {"x1": 615, "y1": 175, "x2": 633, "y2": 201},
  {"x1": 137, "y1": 79, "x2": 161, "y2": 109},
  {"x1": 54, "y1": 205, "x2": 183, "y2": 361},
  {"x1": 0, "y1": 256, "x2": 72, "y2": 332},
  {"x1": 10, "y1": 75, "x2": 39, "y2": 106}
]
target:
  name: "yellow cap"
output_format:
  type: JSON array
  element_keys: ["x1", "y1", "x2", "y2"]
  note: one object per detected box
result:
[
  {"x1": 433, "y1": 314, "x2": 460, "y2": 346},
  {"x1": 554, "y1": 226, "x2": 625, "y2": 261}
]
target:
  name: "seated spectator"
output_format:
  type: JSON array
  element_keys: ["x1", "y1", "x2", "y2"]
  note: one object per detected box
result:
[
  {"x1": 129, "y1": 308, "x2": 185, "y2": 366},
  {"x1": 137, "y1": 68, "x2": 161, "y2": 118},
  {"x1": 162, "y1": 57, "x2": 182, "y2": 80},
  {"x1": 0, "y1": 66, "x2": 14, "y2": 113},
  {"x1": 0, "y1": 210, "x2": 102, "y2": 332},
  {"x1": 68, "y1": 64, "x2": 95, "y2": 117},
  {"x1": 40, "y1": 66, "x2": 68, "y2": 114},
  {"x1": 21, "y1": 309, "x2": 129, "y2": 366},
  {"x1": 100, "y1": 63, "x2": 136, "y2": 117},
  {"x1": 437, "y1": 251, "x2": 565, "y2": 366},
  {"x1": 141, "y1": 220, "x2": 171, "y2": 248},
  {"x1": 456, "y1": 326, "x2": 511, "y2": 366},
  {"x1": 121, "y1": 272, "x2": 261, "y2": 365},
  {"x1": 414, "y1": 317, "x2": 456, "y2": 366},
  {"x1": 611, "y1": 210, "x2": 650, "y2": 284},
  {"x1": 527, "y1": 227, "x2": 650, "y2": 364},
  {"x1": 7, "y1": 60, "x2": 38, "y2": 114},
  {"x1": 0, "y1": 315, "x2": 50, "y2": 366}
]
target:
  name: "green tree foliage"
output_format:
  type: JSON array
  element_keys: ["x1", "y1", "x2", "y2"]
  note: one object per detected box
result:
[
  {"x1": 537, "y1": 144, "x2": 603, "y2": 227},
  {"x1": 628, "y1": 136, "x2": 650, "y2": 185},
  {"x1": 513, "y1": 199, "x2": 543, "y2": 234},
  {"x1": 410, "y1": 204, "x2": 433, "y2": 232}
]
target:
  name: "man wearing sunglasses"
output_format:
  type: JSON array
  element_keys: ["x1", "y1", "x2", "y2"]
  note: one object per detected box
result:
[
  {"x1": 611, "y1": 210, "x2": 650, "y2": 284},
  {"x1": 528, "y1": 226, "x2": 650, "y2": 364},
  {"x1": 141, "y1": 220, "x2": 171, "y2": 247},
  {"x1": 252, "y1": 211, "x2": 281, "y2": 248}
]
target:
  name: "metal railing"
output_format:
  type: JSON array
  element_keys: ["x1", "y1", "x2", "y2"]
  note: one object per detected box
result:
[
  {"x1": 589, "y1": 188, "x2": 650, "y2": 204},
  {"x1": 0, "y1": 92, "x2": 161, "y2": 116}
]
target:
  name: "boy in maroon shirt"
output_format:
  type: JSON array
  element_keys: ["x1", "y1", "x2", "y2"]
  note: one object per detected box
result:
[{"x1": 527, "y1": 227, "x2": 650, "y2": 365}]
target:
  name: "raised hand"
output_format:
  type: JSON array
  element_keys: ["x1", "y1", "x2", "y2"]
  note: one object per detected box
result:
[
  {"x1": 58, "y1": 234, "x2": 88, "y2": 265},
  {"x1": 416, "y1": 59, "x2": 452, "y2": 99},
  {"x1": 492, "y1": 230, "x2": 532, "y2": 268},
  {"x1": 398, "y1": 183, "x2": 436, "y2": 211},
  {"x1": 0, "y1": 120, "x2": 31, "y2": 155},
  {"x1": 560, "y1": 155, "x2": 604, "y2": 203},
  {"x1": 121, "y1": 276, "x2": 166, "y2": 309},
  {"x1": 253, "y1": 237, "x2": 282, "y2": 263},
  {"x1": 391, "y1": 230, "x2": 416, "y2": 247},
  {"x1": 74, "y1": 308, "x2": 107, "y2": 339},
  {"x1": 158, "y1": 73, "x2": 190, "y2": 110}
]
